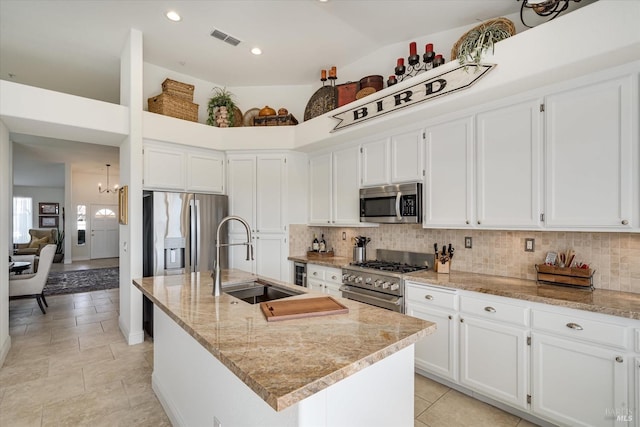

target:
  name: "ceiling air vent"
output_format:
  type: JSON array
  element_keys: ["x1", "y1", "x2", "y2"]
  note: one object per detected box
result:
[{"x1": 210, "y1": 29, "x2": 241, "y2": 47}]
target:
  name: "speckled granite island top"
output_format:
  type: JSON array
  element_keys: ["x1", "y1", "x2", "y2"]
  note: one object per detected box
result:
[
  {"x1": 132, "y1": 270, "x2": 434, "y2": 411},
  {"x1": 405, "y1": 270, "x2": 640, "y2": 320}
]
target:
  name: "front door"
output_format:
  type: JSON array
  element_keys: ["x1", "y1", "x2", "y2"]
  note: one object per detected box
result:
[{"x1": 90, "y1": 204, "x2": 119, "y2": 259}]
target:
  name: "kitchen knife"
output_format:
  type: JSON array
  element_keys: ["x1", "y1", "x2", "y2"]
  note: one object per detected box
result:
[{"x1": 434, "y1": 243, "x2": 438, "y2": 255}]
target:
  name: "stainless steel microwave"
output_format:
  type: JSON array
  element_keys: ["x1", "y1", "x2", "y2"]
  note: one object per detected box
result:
[{"x1": 359, "y1": 183, "x2": 422, "y2": 224}]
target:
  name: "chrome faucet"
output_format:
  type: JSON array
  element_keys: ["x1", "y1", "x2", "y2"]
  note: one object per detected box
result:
[{"x1": 212, "y1": 215, "x2": 254, "y2": 296}]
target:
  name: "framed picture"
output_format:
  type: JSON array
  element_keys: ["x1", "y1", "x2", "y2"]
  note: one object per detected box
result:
[
  {"x1": 39, "y1": 202, "x2": 59, "y2": 215},
  {"x1": 118, "y1": 185, "x2": 128, "y2": 225},
  {"x1": 39, "y1": 215, "x2": 59, "y2": 228}
]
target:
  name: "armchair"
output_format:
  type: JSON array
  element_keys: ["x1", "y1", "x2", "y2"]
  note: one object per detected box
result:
[
  {"x1": 14, "y1": 229, "x2": 57, "y2": 256},
  {"x1": 9, "y1": 244, "x2": 56, "y2": 314}
]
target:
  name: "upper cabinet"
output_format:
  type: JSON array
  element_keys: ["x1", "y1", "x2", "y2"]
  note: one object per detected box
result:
[
  {"x1": 544, "y1": 76, "x2": 634, "y2": 229},
  {"x1": 361, "y1": 130, "x2": 424, "y2": 187},
  {"x1": 475, "y1": 99, "x2": 543, "y2": 228},
  {"x1": 143, "y1": 141, "x2": 225, "y2": 194},
  {"x1": 309, "y1": 145, "x2": 371, "y2": 227},
  {"x1": 424, "y1": 117, "x2": 474, "y2": 228}
]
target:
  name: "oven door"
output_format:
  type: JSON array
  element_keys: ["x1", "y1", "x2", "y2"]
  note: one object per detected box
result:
[{"x1": 340, "y1": 285, "x2": 404, "y2": 313}]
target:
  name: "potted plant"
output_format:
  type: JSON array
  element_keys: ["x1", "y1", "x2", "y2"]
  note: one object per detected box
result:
[
  {"x1": 207, "y1": 87, "x2": 238, "y2": 127},
  {"x1": 453, "y1": 18, "x2": 515, "y2": 69},
  {"x1": 53, "y1": 228, "x2": 64, "y2": 263}
]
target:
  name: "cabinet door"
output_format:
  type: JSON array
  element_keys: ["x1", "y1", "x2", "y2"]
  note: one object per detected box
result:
[
  {"x1": 309, "y1": 154, "x2": 332, "y2": 224},
  {"x1": 391, "y1": 130, "x2": 423, "y2": 184},
  {"x1": 187, "y1": 151, "x2": 225, "y2": 194},
  {"x1": 459, "y1": 315, "x2": 528, "y2": 409},
  {"x1": 361, "y1": 138, "x2": 390, "y2": 186},
  {"x1": 256, "y1": 156, "x2": 286, "y2": 233},
  {"x1": 476, "y1": 100, "x2": 542, "y2": 228},
  {"x1": 228, "y1": 233, "x2": 255, "y2": 275},
  {"x1": 332, "y1": 146, "x2": 361, "y2": 225},
  {"x1": 255, "y1": 234, "x2": 286, "y2": 281},
  {"x1": 406, "y1": 303, "x2": 457, "y2": 381},
  {"x1": 424, "y1": 117, "x2": 474, "y2": 227},
  {"x1": 532, "y1": 333, "x2": 629, "y2": 427},
  {"x1": 143, "y1": 145, "x2": 186, "y2": 190},
  {"x1": 306, "y1": 278, "x2": 325, "y2": 294},
  {"x1": 545, "y1": 76, "x2": 633, "y2": 229},
  {"x1": 323, "y1": 281, "x2": 342, "y2": 298},
  {"x1": 227, "y1": 156, "x2": 256, "y2": 233}
]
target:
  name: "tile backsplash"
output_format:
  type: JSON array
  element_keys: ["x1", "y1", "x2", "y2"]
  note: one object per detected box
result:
[{"x1": 289, "y1": 224, "x2": 640, "y2": 294}]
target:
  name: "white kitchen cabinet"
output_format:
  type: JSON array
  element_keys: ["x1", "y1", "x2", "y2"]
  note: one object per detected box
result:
[
  {"x1": 544, "y1": 76, "x2": 634, "y2": 229},
  {"x1": 360, "y1": 138, "x2": 389, "y2": 187},
  {"x1": 144, "y1": 141, "x2": 225, "y2": 193},
  {"x1": 227, "y1": 154, "x2": 286, "y2": 234},
  {"x1": 531, "y1": 332, "x2": 628, "y2": 427},
  {"x1": 309, "y1": 146, "x2": 364, "y2": 226},
  {"x1": 424, "y1": 117, "x2": 474, "y2": 228},
  {"x1": 307, "y1": 264, "x2": 342, "y2": 297},
  {"x1": 228, "y1": 233, "x2": 287, "y2": 281},
  {"x1": 459, "y1": 293, "x2": 529, "y2": 410},
  {"x1": 405, "y1": 283, "x2": 459, "y2": 381},
  {"x1": 475, "y1": 99, "x2": 542, "y2": 228},
  {"x1": 360, "y1": 130, "x2": 424, "y2": 187}
]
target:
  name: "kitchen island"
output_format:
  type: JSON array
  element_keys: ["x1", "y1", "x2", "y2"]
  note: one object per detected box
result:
[{"x1": 133, "y1": 270, "x2": 434, "y2": 427}]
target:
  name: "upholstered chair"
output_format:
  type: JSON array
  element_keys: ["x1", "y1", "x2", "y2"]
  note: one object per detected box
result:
[
  {"x1": 14, "y1": 229, "x2": 57, "y2": 256},
  {"x1": 9, "y1": 244, "x2": 56, "y2": 314}
]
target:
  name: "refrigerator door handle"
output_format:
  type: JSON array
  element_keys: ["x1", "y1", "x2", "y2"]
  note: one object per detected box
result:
[{"x1": 190, "y1": 198, "x2": 197, "y2": 272}]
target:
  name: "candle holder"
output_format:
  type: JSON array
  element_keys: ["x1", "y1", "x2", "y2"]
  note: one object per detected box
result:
[{"x1": 393, "y1": 43, "x2": 441, "y2": 82}]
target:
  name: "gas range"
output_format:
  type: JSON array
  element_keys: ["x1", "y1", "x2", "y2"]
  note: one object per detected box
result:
[{"x1": 340, "y1": 250, "x2": 433, "y2": 313}]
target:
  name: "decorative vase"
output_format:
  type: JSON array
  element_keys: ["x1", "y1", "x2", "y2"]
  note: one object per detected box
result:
[{"x1": 215, "y1": 106, "x2": 229, "y2": 127}]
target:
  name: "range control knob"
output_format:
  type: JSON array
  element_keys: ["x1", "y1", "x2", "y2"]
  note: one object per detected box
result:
[
  {"x1": 390, "y1": 283, "x2": 400, "y2": 291},
  {"x1": 342, "y1": 274, "x2": 350, "y2": 281},
  {"x1": 348, "y1": 275, "x2": 357, "y2": 282},
  {"x1": 354, "y1": 276, "x2": 363, "y2": 284},
  {"x1": 374, "y1": 280, "x2": 383, "y2": 288},
  {"x1": 382, "y1": 282, "x2": 391, "y2": 289},
  {"x1": 365, "y1": 277, "x2": 373, "y2": 284}
]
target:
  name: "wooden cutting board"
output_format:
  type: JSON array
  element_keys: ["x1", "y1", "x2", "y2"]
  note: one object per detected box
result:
[{"x1": 260, "y1": 296, "x2": 348, "y2": 322}]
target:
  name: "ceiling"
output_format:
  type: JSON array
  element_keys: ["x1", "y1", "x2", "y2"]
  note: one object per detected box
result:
[{"x1": 1, "y1": 0, "x2": 593, "y2": 187}]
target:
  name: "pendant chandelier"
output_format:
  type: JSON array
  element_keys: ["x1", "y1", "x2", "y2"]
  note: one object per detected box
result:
[
  {"x1": 519, "y1": 0, "x2": 581, "y2": 28},
  {"x1": 98, "y1": 164, "x2": 119, "y2": 194}
]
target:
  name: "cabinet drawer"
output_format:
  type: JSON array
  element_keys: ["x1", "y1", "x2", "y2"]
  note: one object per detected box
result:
[
  {"x1": 532, "y1": 309, "x2": 629, "y2": 349},
  {"x1": 307, "y1": 264, "x2": 325, "y2": 281},
  {"x1": 460, "y1": 295, "x2": 529, "y2": 327},
  {"x1": 406, "y1": 283, "x2": 458, "y2": 311},
  {"x1": 325, "y1": 267, "x2": 343, "y2": 285}
]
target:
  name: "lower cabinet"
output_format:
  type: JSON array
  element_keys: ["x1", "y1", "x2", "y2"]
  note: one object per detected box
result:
[
  {"x1": 307, "y1": 264, "x2": 342, "y2": 297},
  {"x1": 406, "y1": 283, "x2": 636, "y2": 427}
]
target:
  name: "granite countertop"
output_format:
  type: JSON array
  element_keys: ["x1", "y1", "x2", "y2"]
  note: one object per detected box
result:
[
  {"x1": 404, "y1": 270, "x2": 640, "y2": 320},
  {"x1": 287, "y1": 255, "x2": 351, "y2": 269},
  {"x1": 132, "y1": 269, "x2": 434, "y2": 412},
  {"x1": 288, "y1": 255, "x2": 640, "y2": 320}
]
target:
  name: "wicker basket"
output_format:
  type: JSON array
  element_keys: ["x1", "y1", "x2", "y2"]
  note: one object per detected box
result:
[
  {"x1": 450, "y1": 17, "x2": 516, "y2": 61},
  {"x1": 161, "y1": 78, "x2": 195, "y2": 101},
  {"x1": 148, "y1": 93, "x2": 198, "y2": 122}
]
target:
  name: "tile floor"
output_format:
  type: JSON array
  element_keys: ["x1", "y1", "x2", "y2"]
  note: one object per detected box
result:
[{"x1": 4, "y1": 256, "x2": 540, "y2": 426}]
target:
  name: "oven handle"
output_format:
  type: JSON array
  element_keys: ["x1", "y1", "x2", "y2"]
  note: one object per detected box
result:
[
  {"x1": 340, "y1": 285, "x2": 402, "y2": 306},
  {"x1": 395, "y1": 192, "x2": 402, "y2": 221}
]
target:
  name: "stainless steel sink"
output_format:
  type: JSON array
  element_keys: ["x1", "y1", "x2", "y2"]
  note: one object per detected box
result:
[{"x1": 224, "y1": 280, "x2": 304, "y2": 305}]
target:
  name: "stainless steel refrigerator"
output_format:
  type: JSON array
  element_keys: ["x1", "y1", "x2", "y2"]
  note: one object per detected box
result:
[{"x1": 142, "y1": 190, "x2": 228, "y2": 336}]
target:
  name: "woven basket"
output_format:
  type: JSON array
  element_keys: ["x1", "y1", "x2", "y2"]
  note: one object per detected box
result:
[
  {"x1": 161, "y1": 78, "x2": 195, "y2": 101},
  {"x1": 148, "y1": 93, "x2": 198, "y2": 122},
  {"x1": 450, "y1": 17, "x2": 516, "y2": 61}
]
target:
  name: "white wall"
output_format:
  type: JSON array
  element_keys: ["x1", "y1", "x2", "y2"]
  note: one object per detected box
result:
[{"x1": 0, "y1": 120, "x2": 12, "y2": 366}]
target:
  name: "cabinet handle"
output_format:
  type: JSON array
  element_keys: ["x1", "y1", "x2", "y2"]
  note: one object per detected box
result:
[
  {"x1": 448, "y1": 315, "x2": 452, "y2": 320},
  {"x1": 477, "y1": 220, "x2": 481, "y2": 225},
  {"x1": 566, "y1": 322, "x2": 583, "y2": 330},
  {"x1": 484, "y1": 306, "x2": 496, "y2": 313},
  {"x1": 331, "y1": 275, "x2": 337, "y2": 280},
  {"x1": 460, "y1": 318, "x2": 464, "y2": 323},
  {"x1": 622, "y1": 220, "x2": 629, "y2": 225},
  {"x1": 615, "y1": 356, "x2": 623, "y2": 363},
  {"x1": 313, "y1": 272, "x2": 318, "y2": 276},
  {"x1": 466, "y1": 220, "x2": 469, "y2": 225},
  {"x1": 425, "y1": 295, "x2": 434, "y2": 300}
]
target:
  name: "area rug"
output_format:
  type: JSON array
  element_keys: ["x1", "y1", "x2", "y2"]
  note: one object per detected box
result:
[{"x1": 44, "y1": 267, "x2": 119, "y2": 295}]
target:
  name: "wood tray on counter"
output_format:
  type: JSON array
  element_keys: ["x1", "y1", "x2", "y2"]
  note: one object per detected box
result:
[
  {"x1": 260, "y1": 296, "x2": 348, "y2": 322},
  {"x1": 535, "y1": 264, "x2": 595, "y2": 290},
  {"x1": 306, "y1": 250, "x2": 335, "y2": 258}
]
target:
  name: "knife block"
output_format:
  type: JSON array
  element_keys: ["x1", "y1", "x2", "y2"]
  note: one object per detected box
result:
[{"x1": 435, "y1": 259, "x2": 450, "y2": 274}]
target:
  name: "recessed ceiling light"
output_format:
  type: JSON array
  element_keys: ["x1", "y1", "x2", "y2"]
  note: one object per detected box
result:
[
  {"x1": 319, "y1": 0, "x2": 329, "y2": 2},
  {"x1": 166, "y1": 10, "x2": 181, "y2": 22},
  {"x1": 251, "y1": 47, "x2": 262, "y2": 55}
]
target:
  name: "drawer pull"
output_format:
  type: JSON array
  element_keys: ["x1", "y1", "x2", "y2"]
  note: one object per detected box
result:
[
  {"x1": 448, "y1": 315, "x2": 452, "y2": 320},
  {"x1": 484, "y1": 306, "x2": 496, "y2": 313},
  {"x1": 313, "y1": 272, "x2": 318, "y2": 276},
  {"x1": 425, "y1": 295, "x2": 434, "y2": 300},
  {"x1": 615, "y1": 356, "x2": 623, "y2": 363},
  {"x1": 566, "y1": 322, "x2": 583, "y2": 330},
  {"x1": 331, "y1": 275, "x2": 337, "y2": 280},
  {"x1": 622, "y1": 219, "x2": 629, "y2": 225}
]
